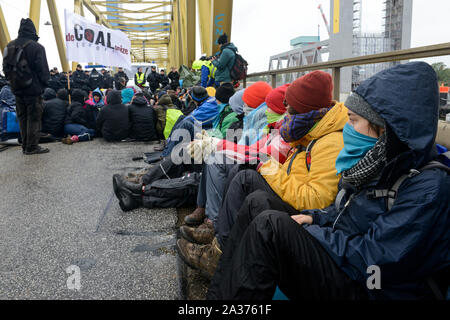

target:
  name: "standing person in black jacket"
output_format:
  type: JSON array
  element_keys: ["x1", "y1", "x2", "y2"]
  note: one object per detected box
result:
[
  {"x1": 72, "y1": 64, "x2": 90, "y2": 93},
  {"x1": 42, "y1": 88, "x2": 68, "y2": 138},
  {"x1": 89, "y1": 68, "x2": 104, "y2": 91},
  {"x1": 168, "y1": 66, "x2": 180, "y2": 90},
  {"x1": 159, "y1": 69, "x2": 169, "y2": 89},
  {"x1": 147, "y1": 66, "x2": 160, "y2": 93},
  {"x1": 128, "y1": 92, "x2": 158, "y2": 141},
  {"x1": 2, "y1": 18, "x2": 50, "y2": 154},
  {"x1": 96, "y1": 90, "x2": 129, "y2": 142},
  {"x1": 102, "y1": 69, "x2": 114, "y2": 89},
  {"x1": 114, "y1": 67, "x2": 129, "y2": 90}
]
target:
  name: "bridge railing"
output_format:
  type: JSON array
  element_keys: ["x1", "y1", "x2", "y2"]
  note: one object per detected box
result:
[{"x1": 243, "y1": 42, "x2": 450, "y2": 99}]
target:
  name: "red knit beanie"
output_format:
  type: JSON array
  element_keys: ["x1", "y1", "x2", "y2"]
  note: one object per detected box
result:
[
  {"x1": 242, "y1": 81, "x2": 272, "y2": 108},
  {"x1": 265, "y1": 84, "x2": 290, "y2": 114},
  {"x1": 285, "y1": 71, "x2": 333, "y2": 114}
]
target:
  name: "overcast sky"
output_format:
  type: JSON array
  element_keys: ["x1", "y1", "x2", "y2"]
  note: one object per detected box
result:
[{"x1": 0, "y1": 0, "x2": 449, "y2": 73}]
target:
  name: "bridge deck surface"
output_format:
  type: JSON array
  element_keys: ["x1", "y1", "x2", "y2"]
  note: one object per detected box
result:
[{"x1": 0, "y1": 139, "x2": 187, "y2": 299}]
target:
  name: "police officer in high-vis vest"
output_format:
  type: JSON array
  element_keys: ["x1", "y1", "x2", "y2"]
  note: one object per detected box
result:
[
  {"x1": 192, "y1": 56, "x2": 217, "y2": 88},
  {"x1": 134, "y1": 67, "x2": 146, "y2": 88}
]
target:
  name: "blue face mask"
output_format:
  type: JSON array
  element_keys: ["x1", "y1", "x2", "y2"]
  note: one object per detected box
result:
[{"x1": 335, "y1": 123, "x2": 378, "y2": 174}]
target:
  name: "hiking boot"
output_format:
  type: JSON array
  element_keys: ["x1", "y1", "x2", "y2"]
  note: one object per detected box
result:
[
  {"x1": 176, "y1": 238, "x2": 222, "y2": 279},
  {"x1": 114, "y1": 174, "x2": 143, "y2": 194},
  {"x1": 184, "y1": 207, "x2": 206, "y2": 226},
  {"x1": 24, "y1": 146, "x2": 50, "y2": 155},
  {"x1": 112, "y1": 174, "x2": 142, "y2": 212},
  {"x1": 180, "y1": 221, "x2": 214, "y2": 245},
  {"x1": 61, "y1": 136, "x2": 73, "y2": 145}
]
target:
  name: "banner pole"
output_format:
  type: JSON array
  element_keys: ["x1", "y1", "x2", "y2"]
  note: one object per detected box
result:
[{"x1": 67, "y1": 73, "x2": 71, "y2": 104}]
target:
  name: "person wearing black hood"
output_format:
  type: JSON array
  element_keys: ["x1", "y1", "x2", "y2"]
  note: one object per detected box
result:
[
  {"x1": 168, "y1": 66, "x2": 180, "y2": 90},
  {"x1": 128, "y1": 92, "x2": 158, "y2": 141},
  {"x1": 72, "y1": 64, "x2": 90, "y2": 93},
  {"x1": 2, "y1": 18, "x2": 50, "y2": 154},
  {"x1": 159, "y1": 69, "x2": 169, "y2": 89},
  {"x1": 96, "y1": 90, "x2": 129, "y2": 142},
  {"x1": 63, "y1": 89, "x2": 96, "y2": 144},
  {"x1": 147, "y1": 66, "x2": 160, "y2": 93},
  {"x1": 89, "y1": 68, "x2": 104, "y2": 91},
  {"x1": 114, "y1": 67, "x2": 129, "y2": 90},
  {"x1": 101, "y1": 69, "x2": 114, "y2": 89},
  {"x1": 42, "y1": 88, "x2": 69, "y2": 138}
]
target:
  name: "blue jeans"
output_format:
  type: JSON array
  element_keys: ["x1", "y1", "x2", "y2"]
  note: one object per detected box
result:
[{"x1": 64, "y1": 124, "x2": 95, "y2": 142}]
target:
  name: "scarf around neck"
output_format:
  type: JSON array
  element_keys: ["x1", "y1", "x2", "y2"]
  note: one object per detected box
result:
[
  {"x1": 341, "y1": 133, "x2": 387, "y2": 188},
  {"x1": 280, "y1": 107, "x2": 332, "y2": 143}
]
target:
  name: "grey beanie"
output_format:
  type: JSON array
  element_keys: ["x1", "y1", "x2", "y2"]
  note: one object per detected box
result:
[
  {"x1": 345, "y1": 92, "x2": 385, "y2": 128},
  {"x1": 229, "y1": 89, "x2": 245, "y2": 114}
]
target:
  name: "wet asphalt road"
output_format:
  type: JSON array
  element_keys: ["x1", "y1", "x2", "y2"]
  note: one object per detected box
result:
[{"x1": 0, "y1": 139, "x2": 180, "y2": 299}]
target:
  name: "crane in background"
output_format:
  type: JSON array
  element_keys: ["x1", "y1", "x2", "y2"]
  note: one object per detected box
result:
[{"x1": 318, "y1": 4, "x2": 331, "y2": 37}]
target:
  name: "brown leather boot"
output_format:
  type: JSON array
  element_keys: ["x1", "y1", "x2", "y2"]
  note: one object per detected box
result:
[
  {"x1": 180, "y1": 220, "x2": 214, "y2": 245},
  {"x1": 176, "y1": 238, "x2": 221, "y2": 279},
  {"x1": 184, "y1": 207, "x2": 206, "y2": 226}
]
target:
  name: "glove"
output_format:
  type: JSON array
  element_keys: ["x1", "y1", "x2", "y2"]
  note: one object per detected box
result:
[{"x1": 196, "y1": 130, "x2": 220, "y2": 158}]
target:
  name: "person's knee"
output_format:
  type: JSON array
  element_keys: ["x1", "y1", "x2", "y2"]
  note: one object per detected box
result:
[{"x1": 251, "y1": 210, "x2": 292, "y2": 234}]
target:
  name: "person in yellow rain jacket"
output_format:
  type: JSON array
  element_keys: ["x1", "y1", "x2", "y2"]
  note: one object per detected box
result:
[{"x1": 176, "y1": 71, "x2": 349, "y2": 278}]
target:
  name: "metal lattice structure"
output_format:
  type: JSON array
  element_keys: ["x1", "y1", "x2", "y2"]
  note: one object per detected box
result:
[{"x1": 0, "y1": 0, "x2": 234, "y2": 71}]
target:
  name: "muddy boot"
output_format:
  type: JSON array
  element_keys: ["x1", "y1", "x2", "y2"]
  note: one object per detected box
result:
[
  {"x1": 112, "y1": 174, "x2": 143, "y2": 212},
  {"x1": 180, "y1": 220, "x2": 214, "y2": 245},
  {"x1": 176, "y1": 238, "x2": 222, "y2": 279},
  {"x1": 184, "y1": 207, "x2": 206, "y2": 226},
  {"x1": 153, "y1": 139, "x2": 166, "y2": 152},
  {"x1": 113, "y1": 174, "x2": 143, "y2": 194}
]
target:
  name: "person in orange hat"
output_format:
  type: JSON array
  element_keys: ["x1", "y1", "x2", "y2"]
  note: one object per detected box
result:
[{"x1": 179, "y1": 71, "x2": 349, "y2": 282}]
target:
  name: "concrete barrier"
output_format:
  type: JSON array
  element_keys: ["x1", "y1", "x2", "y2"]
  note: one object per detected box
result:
[{"x1": 437, "y1": 120, "x2": 450, "y2": 149}]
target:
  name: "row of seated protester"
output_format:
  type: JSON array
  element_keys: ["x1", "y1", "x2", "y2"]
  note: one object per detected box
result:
[
  {"x1": 111, "y1": 62, "x2": 450, "y2": 300},
  {"x1": 33, "y1": 85, "x2": 195, "y2": 144}
]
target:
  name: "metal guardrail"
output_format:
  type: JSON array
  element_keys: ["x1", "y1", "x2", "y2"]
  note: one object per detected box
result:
[{"x1": 243, "y1": 42, "x2": 450, "y2": 99}]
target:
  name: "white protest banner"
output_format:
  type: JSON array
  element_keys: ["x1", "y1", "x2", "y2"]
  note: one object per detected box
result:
[{"x1": 64, "y1": 9, "x2": 131, "y2": 70}]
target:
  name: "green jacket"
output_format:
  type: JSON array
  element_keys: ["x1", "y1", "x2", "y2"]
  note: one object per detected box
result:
[
  {"x1": 212, "y1": 43, "x2": 237, "y2": 83},
  {"x1": 209, "y1": 104, "x2": 239, "y2": 139}
]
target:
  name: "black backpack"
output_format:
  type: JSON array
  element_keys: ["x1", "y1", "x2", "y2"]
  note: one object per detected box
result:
[
  {"x1": 2, "y1": 40, "x2": 33, "y2": 90},
  {"x1": 230, "y1": 51, "x2": 248, "y2": 81}
]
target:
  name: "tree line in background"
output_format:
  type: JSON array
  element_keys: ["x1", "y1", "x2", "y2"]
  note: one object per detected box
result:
[{"x1": 432, "y1": 62, "x2": 450, "y2": 86}]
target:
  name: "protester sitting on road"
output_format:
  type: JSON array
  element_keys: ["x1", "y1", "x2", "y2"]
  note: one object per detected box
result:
[
  {"x1": 177, "y1": 71, "x2": 349, "y2": 278},
  {"x1": 160, "y1": 86, "x2": 220, "y2": 158},
  {"x1": 207, "y1": 62, "x2": 450, "y2": 301},
  {"x1": 87, "y1": 88, "x2": 105, "y2": 107},
  {"x1": 41, "y1": 88, "x2": 68, "y2": 138},
  {"x1": 153, "y1": 93, "x2": 183, "y2": 146},
  {"x1": 96, "y1": 90, "x2": 129, "y2": 142},
  {"x1": 128, "y1": 92, "x2": 158, "y2": 142},
  {"x1": 177, "y1": 85, "x2": 290, "y2": 255},
  {"x1": 63, "y1": 89, "x2": 96, "y2": 144},
  {"x1": 121, "y1": 87, "x2": 134, "y2": 105},
  {"x1": 0, "y1": 83, "x2": 16, "y2": 108}
]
